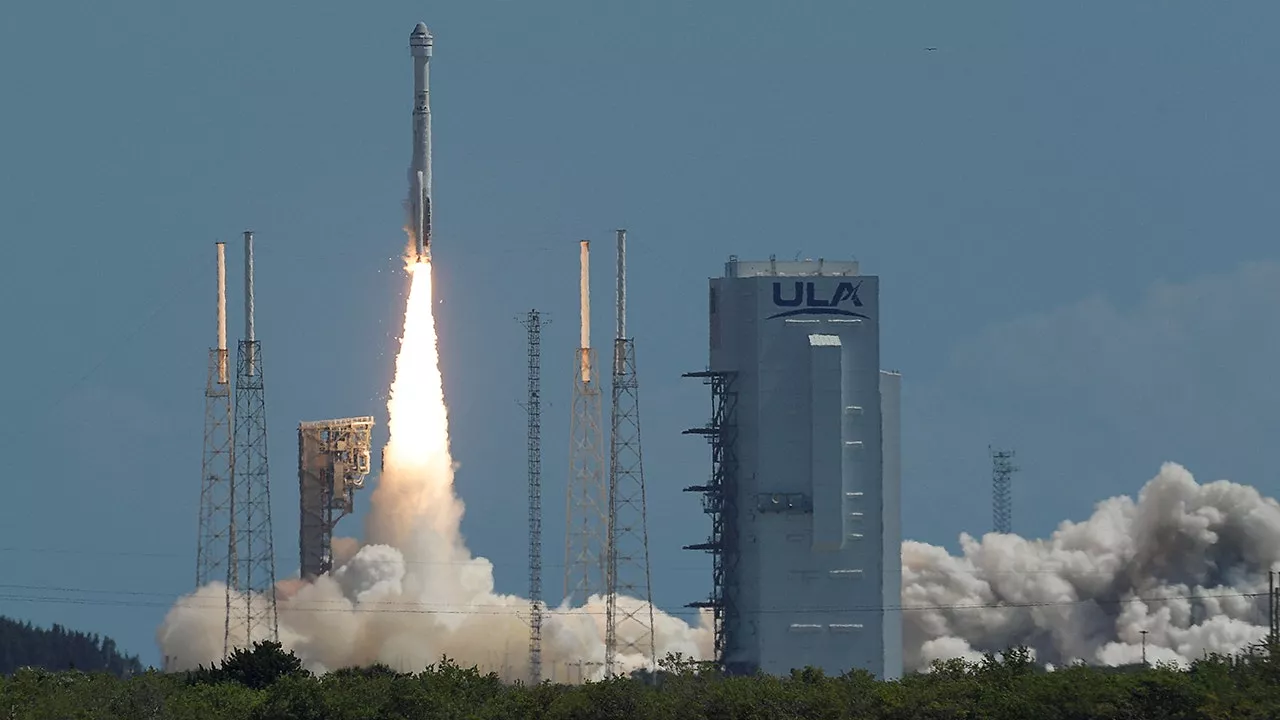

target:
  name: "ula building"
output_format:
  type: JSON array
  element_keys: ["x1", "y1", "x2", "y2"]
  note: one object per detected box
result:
[{"x1": 685, "y1": 257, "x2": 902, "y2": 679}]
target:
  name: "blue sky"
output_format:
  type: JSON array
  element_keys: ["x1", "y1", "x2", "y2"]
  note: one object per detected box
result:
[{"x1": 2, "y1": 1, "x2": 1279, "y2": 667}]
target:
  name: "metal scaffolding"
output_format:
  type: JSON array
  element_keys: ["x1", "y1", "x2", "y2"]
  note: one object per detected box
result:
[
  {"x1": 682, "y1": 369, "x2": 740, "y2": 670},
  {"x1": 226, "y1": 230, "x2": 279, "y2": 654},
  {"x1": 196, "y1": 242, "x2": 234, "y2": 590},
  {"x1": 520, "y1": 309, "x2": 550, "y2": 684},
  {"x1": 991, "y1": 446, "x2": 1017, "y2": 534},
  {"x1": 298, "y1": 417, "x2": 374, "y2": 580},
  {"x1": 565, "y1": 241, "x2": 608, "y2": 608},
  {"x1": 605, "y1": 229, "x2": 655, "y2": 675}
]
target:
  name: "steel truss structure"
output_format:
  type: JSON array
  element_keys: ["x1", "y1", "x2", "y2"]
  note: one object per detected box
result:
[
  {"x1": 520, "y1": 309, "x2": 550, "y2": 684},
  {"x1": 605, "y1": 229, "x2": 655, "y2": 676},
  {"x1": 226, "y1": 231, "x2": 279, "y2": 655},
  {"x1": 682, "y1": 369, "x2": 740, "y2": 671}
]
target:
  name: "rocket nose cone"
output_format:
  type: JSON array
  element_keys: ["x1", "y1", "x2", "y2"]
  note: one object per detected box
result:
[{"x1": 412, "y1": 22, "x2": 429, "y2": 36}]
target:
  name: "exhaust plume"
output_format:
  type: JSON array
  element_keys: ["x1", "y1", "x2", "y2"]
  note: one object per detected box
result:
[
  {"x1": 158, "y1": 261, "x2": 711, "y2": 681},
  {"x1": 904, "y1": 462, "x2": 1279, "y2": 671}
]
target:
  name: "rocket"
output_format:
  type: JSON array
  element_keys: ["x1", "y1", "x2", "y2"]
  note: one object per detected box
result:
[{"x1": 408, "y1": 22, "x2": 433, "y2": 261}]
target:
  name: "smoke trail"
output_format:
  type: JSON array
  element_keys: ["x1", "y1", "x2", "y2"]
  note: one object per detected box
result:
[
  {"x1": 158, "y1": 261, "x2": 712, "y2": 681},
  {"x1": 904, "y1": 462, "x2": 1279, "y2": 671}
]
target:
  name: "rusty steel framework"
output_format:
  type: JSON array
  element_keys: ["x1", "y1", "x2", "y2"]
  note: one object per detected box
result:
[{"x1": 682, "y1": 369, "x2": 740, "y2": 670}]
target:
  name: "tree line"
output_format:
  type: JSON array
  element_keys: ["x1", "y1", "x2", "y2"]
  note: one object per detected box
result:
[
  {"x1": 4, "y1": 639, "x2": 1280, "y2": 719},
  {"x1": 0, "y1": 615, "x2": 142, "y2": 677}
]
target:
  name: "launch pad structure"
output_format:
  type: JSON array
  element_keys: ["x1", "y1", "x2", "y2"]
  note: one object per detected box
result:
[{"x1": 298, "y1": 416, "x2": 375, "y2": 580}]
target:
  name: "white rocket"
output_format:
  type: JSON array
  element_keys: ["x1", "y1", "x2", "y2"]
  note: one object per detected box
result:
[{"x1": 408, "y1": 22, "x2": 433, "y2": 261}]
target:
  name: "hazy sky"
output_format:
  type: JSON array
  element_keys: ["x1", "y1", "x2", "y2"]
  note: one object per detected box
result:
[{"x1": 2, "y1": 1, "x2": 1279, "y2": 667}]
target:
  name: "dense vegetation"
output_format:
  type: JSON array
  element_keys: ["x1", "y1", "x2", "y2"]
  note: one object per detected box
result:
[
  {"x1": 0, "y1": 616, "x2": 142, "y2": 677},
  {"x1": 5, "y1": 640, "x2": 1280, "y2": 718}
]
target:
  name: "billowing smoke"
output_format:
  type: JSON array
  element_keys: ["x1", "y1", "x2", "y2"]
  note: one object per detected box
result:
[
  {"x1": 904, "y1": 462, "x2": 1279, "y2": 671},
  {"x1": 158, "y1": 262, "x2": 712, "y2": 681}
]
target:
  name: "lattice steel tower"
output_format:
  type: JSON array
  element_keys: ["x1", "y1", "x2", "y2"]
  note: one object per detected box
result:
[
  {"x1": 991, "y1": 446, "x2": 1017, "y2": 534},
  {"x1": 520, "y1": 309, "x2": 550, "y2": 684},
  {"x1": 565, "y1": 240, "x2": 608, "y2": 608},
  {"x1": 605, "y1": 229, "x2": 655, "y2": 675},
  {"x1": 196, "y1": 242, "x2": 233, "y2": 589},
  {"x1": 226, "y1": 230, "x2": 280, "y2": 654}
]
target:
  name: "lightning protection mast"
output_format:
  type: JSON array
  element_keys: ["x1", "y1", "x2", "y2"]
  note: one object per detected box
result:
[
  {"x1": 520, "y1": 309, "x2": 551, "y2": 684},
  {"x1": 226, "y1": 230, "x2": 280, "y2": 656},
  {"x1": 196, "y1": 242, "x2": 233, "y2": 589},
  {"x1": 605, "y1": 229, "x2": 656, "y2": 675},
  {"x1": 565, "y1": 241, "x2": 608, "y2": 609},
  {"x1": 991, "y1": 446, "x2": 1017, "y2": 535}
]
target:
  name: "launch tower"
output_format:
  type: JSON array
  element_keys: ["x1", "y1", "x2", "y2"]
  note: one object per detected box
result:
[{"x1": 298, "y1": 417, "x2": 374, "y2": 580}]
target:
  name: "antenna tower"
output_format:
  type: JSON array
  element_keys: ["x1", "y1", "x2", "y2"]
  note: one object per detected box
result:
[
  {"x1": 196, "y1": 242, "x2": 233, "y2": 588},
  {"x1": 565, "y1": 240, "x2": 608, "y2": 608},
  {"x1": 520, "y1": 309, "x2": 550, "y2": 684},
  {"x1": 226, "y1": 230, "x2": 280, "y2": 654},
  {"x1": 605, "y1": 229, "x2": 656, "y2": 675},
  {"x1": 991, "y1": 446, "x2": 1017, "y2": 534}
]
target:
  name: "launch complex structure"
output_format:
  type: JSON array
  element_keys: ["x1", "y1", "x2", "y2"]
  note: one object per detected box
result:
[{"x1": 190, "y1": 21, "x2": 905, "y2": 682}]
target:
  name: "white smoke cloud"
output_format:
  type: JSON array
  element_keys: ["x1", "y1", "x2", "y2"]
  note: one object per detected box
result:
[
  {"x1": 904, "y1": 461, "x2": 1278, "y2": 671},
  {"x1": 158, "y1": 263, "x2": 712, "y2": 682}
]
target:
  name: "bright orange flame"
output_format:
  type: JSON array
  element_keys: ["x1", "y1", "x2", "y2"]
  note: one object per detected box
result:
[{"x1": 367, "y1": 260, "x2": 461, "y2": 551}]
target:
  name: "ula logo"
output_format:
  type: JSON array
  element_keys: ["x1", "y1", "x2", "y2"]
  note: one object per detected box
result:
[{"x1": 768, "y1": 281, "x2": 869, "y2": 320}]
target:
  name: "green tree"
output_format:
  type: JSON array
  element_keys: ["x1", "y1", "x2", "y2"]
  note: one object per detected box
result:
[{"x1": 208, "y1": 641, "x2": 308, "y2": 690}]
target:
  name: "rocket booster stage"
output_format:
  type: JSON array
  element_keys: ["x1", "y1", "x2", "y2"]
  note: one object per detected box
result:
[{"x1": 408, "y1": 22, "x2": 433, "y2": 261}]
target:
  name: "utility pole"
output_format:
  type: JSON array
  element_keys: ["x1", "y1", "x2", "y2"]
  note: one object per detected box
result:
[
  {"x1": 520, "y1": 310, "x2": 550, "y2": 684},
  {"x1": 1139, "y1": 630, "x2": 1148, "y2": 666}
]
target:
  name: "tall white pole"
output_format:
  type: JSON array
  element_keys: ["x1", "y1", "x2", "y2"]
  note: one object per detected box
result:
[
  {"x1": 615, "y1": 230, "x2": 626, "y2": 342},
  {"x1": 579, "y1": 240, "x2": 591, "y2": 383},
  {"x1": 216, "y1": 242, "x2": 228, "y2": 385},
  {"x1": 244, "y1": 230, "x2": 255, "y2": 375}
]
